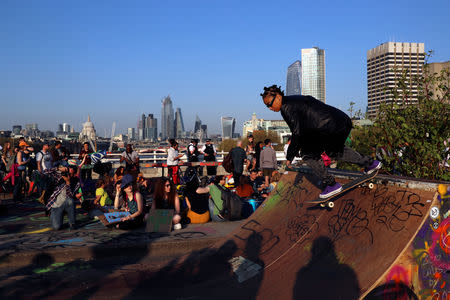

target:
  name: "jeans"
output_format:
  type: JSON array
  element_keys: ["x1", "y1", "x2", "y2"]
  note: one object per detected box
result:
[
  {"x1": 50, "y1": 198, "x2": 76, "y2": 230},
  {"x1": 303, "y1": 146, "x2": 373, "y2": 186},
  {"x1": 209, "y1": 199, "x2": 225, "y2": 222}
]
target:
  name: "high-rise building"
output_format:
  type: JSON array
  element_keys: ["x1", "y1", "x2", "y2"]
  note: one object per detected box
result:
[
  {"x1": 62, "y1": 123, "x2": 70, "y2": 133},
  {"x1": 427, "y1": 61, "x2": 449, "y2": 104},
  {"x1": 194, "y1": 115, "x2": 202, "y2": 133},
  {"x1": 58, "y1": 124, "x2": 63, "y2": 132},
  {"x1": 145, "y1": 114, "x2": 158, "y2": 141},
  {"x1": 301, "y1": 47, "x2": 326, "y2": 103},
  {"x1": 12, "y1": 125, "x2": 22, "y2": 135},
  {"x1": 367, "y1": 42, "x2": 425, "y2": 119},
  {"x1": 174, "y1": 108, "x2": 185, "y2": 138},
  {"x1": 221, "y1": 117, "x2": 235, "y2": 139},
  {"x1": 25, "y1": 123, "x2": 38, "y2": 130},
  {"x1": 286, "y1": 60, "x2": 301, "y2": 96},
  {"x1": 161, "y1": 96, "x2": 174, "y2": 140},
  {"x1": 127, "y1": 128, "x2": 136, "y2": 140}
]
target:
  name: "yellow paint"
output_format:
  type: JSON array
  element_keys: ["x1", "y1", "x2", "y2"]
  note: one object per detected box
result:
[
  {"x1": 23, "y1": 227, "x2": 52, "y2": 234},
  {"x1": 437, "y1": 184, "x2": 447, "y2": 197}
]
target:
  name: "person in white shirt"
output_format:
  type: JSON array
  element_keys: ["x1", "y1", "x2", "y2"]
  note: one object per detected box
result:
[
  {"x1": 284, "y1": 136, "x2": 301, "y2": 164},
  {"x1": 167, "y1": 139, "x2": 183, "y2": 184}
]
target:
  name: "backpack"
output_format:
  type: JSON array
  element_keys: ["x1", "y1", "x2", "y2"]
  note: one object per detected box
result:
[
  {"x1": 217, "y1": 185, "x2": 242, "y2": 220},
  {"x1": 222, "y1": 152, "x2": 233, "y2": 173}
]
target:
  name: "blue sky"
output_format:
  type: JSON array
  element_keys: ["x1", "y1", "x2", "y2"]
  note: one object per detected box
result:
[{"x1": 1, "y1": 0, "x2": 449, "y2": 136}]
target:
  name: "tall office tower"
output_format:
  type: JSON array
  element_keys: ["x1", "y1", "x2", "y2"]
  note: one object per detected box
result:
[
  {"x1": 201, "y1": 124, "x2": 207, "y2": 138},
  {"x1": 137, "y1": 114, "x2": 145, "y2": 140},
  {"x1": 301, "y1": 47, "x2": 326, "y2": 103},
  {"x1": 145, "y1": 114, "x2": 158, "y2": 141},
  {"x1": 12, "y1": 125, "x2": 22, "y2": 135},
  {"x1": 58, "y1": 124, "x2": 63, "y2": 132},
  {"x1": 161, "y1": 96, "x2": 174, "y2": 140},
  {"x1": 286, "y1": 60, "x2": 301, "y2": 96},
  {"x1": 367, "y1": 42, "x2": 425, "y2": 119},
  {"x1": 221, "y1": 117, "x2": 235, "y2": 139},
  {"x1": 427, "y1": 61, "x2": 450, "y2": 103},
  {"x1": 62, "y1": 123, "x2": 70, "y2": 133},
  {"x1": 174, "y1": 108, "x2": 185, "y2": 138},
  {"x1": 194, "y1": 115, "x2": 202, "y2": 133},
  {"x1": 127, "y1": 128, "x2": 136, "y2": 140}
]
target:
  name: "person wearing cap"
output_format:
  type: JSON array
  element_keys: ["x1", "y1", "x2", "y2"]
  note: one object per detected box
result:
[
  {"x1": 200, "y1": 139, "x2": 217, "y2": 176},
  {"x1": 113, "y1": 174, "x2": 144, "y2": 229},
  {"x1": 36, "y1": 142, "x2": 54, "y2": 173},
  {"x1": 261, "y1": 85, "x2": 382, "y2": 199}
]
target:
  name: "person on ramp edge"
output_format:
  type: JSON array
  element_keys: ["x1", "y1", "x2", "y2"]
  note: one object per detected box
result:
[{"x1": 261, "y1": 85, "x2": 381, "y2": 199}]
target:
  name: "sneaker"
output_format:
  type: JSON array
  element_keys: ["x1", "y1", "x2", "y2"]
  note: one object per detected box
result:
[
  {"x1": 319, "y1": 182, "x2": 343, "y2": 199},
  {"x1": 365, "y1": 160, "x2": 382, "y2": 174},
  {"x1": 173, "y1": 223, "x2": 182, "y2": 230}
]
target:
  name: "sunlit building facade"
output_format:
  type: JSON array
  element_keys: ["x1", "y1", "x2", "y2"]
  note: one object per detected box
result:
[
  {"x1": 221, "y1": 117, "x2": 235, "y2": 139},
  {"x1": 286, "y1": 60, "x2": 301, "y2": 96},
  {"x1": 301, "y1": 47, "x2": 326, "y2": 103}
]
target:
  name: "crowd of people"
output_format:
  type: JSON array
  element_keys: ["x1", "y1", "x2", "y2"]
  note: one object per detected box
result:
[{"x1": 0, "y1": 135, "x2": 287, "y2": 232}]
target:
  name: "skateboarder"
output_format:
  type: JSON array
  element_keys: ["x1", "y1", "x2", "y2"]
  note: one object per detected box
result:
[{"x1": 261, "y1": 85, "x2": 381, "y2": 198}]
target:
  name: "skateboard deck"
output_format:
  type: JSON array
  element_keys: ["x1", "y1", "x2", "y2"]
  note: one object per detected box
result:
[{"x1": 307, "y1": 171, "x2": 378, "y2": 208}]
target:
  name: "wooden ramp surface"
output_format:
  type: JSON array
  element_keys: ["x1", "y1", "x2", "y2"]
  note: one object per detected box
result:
[{"x1": 143, "y1": 170, "x2": 439, "y2": 300}]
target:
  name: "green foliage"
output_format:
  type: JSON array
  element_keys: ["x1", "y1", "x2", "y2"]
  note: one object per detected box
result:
[
  {"x1": 218, "y1": 139, "x2": 236, "y2": 152},
  {"x1": 242, "y1": 130, "x2": 283, "y2": 151},
  {"x1": 345, "y1": 52, "x2": 449, "y2": 180}
]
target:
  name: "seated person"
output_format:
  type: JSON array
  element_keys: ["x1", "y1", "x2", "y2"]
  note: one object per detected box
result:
[
  {"x1": 95, "y1": 178, "x2": 113, "y2": 207},
  {"x1": 113, "y1": 174, "x2": 144, "y2": 229},
  {"x1": 152, "y1": 177, "x2": 182, "y2": 229},
  {"x1": 208, "y1": 175, "x2": 227, "y2": 222},
  {"x1": 114, "y1": 166, "x2": 125, "y2": 183},
  {"x1": 248, "y1": 169, "x2": 267, "y2": 198},
  {"x1": 184, "y1": 176, "x2": 210, "y2": 224},
  {"x1": 267, "y1": 171, "x2": 282, "y2": 193},
  {"x1": 235, "y1": 175, "x2": 253, "y2": 199}
]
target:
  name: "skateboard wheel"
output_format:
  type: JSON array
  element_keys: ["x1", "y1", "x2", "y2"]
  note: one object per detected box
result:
[
  {"x1": 368, "y1": 183, "x2": 374, "y2": 189},
  {"x1": 320, "y1": 203, "x2": 326, "y2": 208},
  {"x1": 328, "y1": 202, "x2": 334, "y2": 208}
]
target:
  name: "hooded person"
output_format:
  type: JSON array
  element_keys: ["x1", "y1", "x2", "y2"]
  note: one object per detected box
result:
[{"x1": 261, "y1": 85, "x2": 381, "y2": 199}]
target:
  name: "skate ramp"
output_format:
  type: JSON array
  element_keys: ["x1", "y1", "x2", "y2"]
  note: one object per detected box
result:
[
  {"x1": 138, "y1": 170, "x2": 441, "y2": 299},
  {"x1": 215, "y1": 170, "x2": 439, "y2": 299}
]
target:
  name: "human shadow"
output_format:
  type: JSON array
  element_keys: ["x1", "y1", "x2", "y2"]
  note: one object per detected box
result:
[
  {"x1": 293, "y1": 236, "x2": 360, "y2": 300},
  {"x1": 124, "y1": 232, "x2": 266, "y2": 299},
  {"x1": 363, "y1": 281, "x2": 418, "y2": 300}
]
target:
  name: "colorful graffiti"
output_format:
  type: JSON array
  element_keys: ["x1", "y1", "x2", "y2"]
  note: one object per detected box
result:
[{"x1": 382, "y1": 184, "x2": 449, "y2": 300}]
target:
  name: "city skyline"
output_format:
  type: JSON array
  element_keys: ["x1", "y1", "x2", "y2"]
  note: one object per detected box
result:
[{"x1": 1, "y1": 1, "x2": 449, "y2": 135}]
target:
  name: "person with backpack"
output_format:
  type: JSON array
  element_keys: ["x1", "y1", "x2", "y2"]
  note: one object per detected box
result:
[
  {"x1": 36, "y1": 142, "x2": 54, "y2": 173},
  {"x1": 229, "y1": 140, "x2": 247, "y2": 186}
]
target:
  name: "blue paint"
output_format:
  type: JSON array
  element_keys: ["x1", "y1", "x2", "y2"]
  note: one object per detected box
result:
[{"x1": 48, "y1": 238, "x2": 84, "y2": 244}]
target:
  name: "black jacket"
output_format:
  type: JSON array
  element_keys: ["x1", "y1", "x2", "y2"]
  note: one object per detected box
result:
[
  {"x1": 281, "y1": 95, "x2": 352, "y2": 161},
  {"x1": 230, "y1": 147, "x2": 246, "y2": 174}
]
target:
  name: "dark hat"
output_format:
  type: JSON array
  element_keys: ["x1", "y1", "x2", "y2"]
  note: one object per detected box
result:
[
  {"x1": 121, "y1": 174, "x2": 133, "y2": 188},
  {"x1": 206, "y1": 138, "x2": 211, "y2": 142}
]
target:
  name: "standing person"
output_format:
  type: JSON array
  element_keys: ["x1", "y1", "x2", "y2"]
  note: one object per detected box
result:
[
  {"x1": 167, "y1": 139, "x2": 183, "y2": 184},
  {"x1": 245, "y1": 134, "x2": 255, "y2": 163},
  {"x1": 51, "y1": 141, "x2": 63, "y2": 166},
  {"x1": 260, "y1": 85, "x2": 381, "y2": 199},
  {"x1": 229, "y1": 140, "x2": 247, "y2": 185},
  {"x1": 255, "y1": 141, "x2": 263, "y2": 169},
  {"x1": 120, "y1": 144, "x2": 140, "y2": 177},
  {"x1": 201, "y1": 139, "x2": 217, "y2": 176},
  {"x1": 78, "y1": 142, "x2": 92, "y2": 182},
  {"x1": 188, "y1": 139, "x2": 202, "y2": 176},
  {"x1": 260, "y1": 139, "x2": 278, "y2": 187},
  {"x1": 36, "y1": 142, "x2": 54, "y2": 173},
  {"x1": 15, "y1": 141, "x2": 32, "y2": 200}
]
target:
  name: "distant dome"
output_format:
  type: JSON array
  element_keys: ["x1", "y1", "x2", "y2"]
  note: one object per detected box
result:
[{"x1": 79, "y1": 115, "x2": 97, "y2": 142}]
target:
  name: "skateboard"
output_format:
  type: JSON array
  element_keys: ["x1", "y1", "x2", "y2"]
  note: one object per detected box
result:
[{"x1": 307, "y1": 171, "x2": 378, "y2": 208}]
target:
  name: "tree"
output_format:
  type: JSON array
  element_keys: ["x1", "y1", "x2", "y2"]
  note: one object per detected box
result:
[
  {"x1": 347, "y1": 52, "x2": 449, "y2": 180},
  {"x1": 242, "y1": 130, "x2": 283, "y2": 151}
]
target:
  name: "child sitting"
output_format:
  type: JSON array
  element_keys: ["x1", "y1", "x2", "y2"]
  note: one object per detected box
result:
[{"x1": 95, "y1": 179, "x2": 113, "y2": 206}]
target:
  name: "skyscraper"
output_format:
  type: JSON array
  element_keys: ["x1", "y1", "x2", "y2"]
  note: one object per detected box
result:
[
  {"x1": 367, "y1": 42, "x2": 425, "y2": 118},
  {"x1": 161, "y1": 96, "x2": 174, "y2": 140},
  {"x1": 127, "y1": 128, "x2": 136, "y2": 140},
  {"x1": 194, "y1": 115, "x2": 202, "y2": 133},
  {"x1": 286, "y1": 60, "x2": 301, "y2": 96},
  {"x1": 145, "y1": 114, "x2": 158, "y2": 141},
  {"x1": 174, "y1": 108, "x2": 185, "y2": 138},
  {"x1": 221, "y1": 117, "x2": 235, "y2": 139},
  {"x1": 137, "y1": 114, "x2": 145, "y2": 140},
  {"x1": 301, "y1": 47, "x2": 326, "y2": 103}
]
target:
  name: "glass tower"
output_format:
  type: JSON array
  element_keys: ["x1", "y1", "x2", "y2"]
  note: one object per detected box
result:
[
  {"x1": 174, "y1": 108, "x2": 185, "y2": 138},
  {"x1": 161, "y1": 96, "x2": 174, "y2": 140},
  {"x1": 301, "y1": 47, "x2": 326, "y2": 103},
  {"x1": 221, "y1": 117, "x2": 235, "y2": 139},
  {"x1": 286, "y1": 60, "x2": 301, "y2": 96}
]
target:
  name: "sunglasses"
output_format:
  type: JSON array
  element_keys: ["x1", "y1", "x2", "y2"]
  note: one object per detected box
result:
[
  {"x1": 165, "y1": 184, "x2": 171, "y2": 187},
  {"x1": 265, "y1": 94, "x2": 277, "y2": 108}
]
